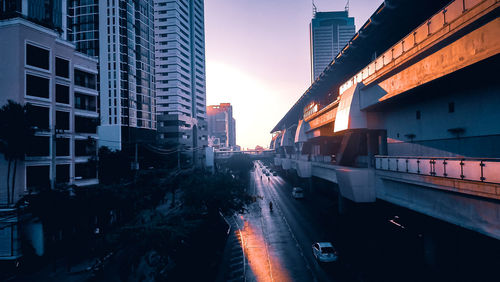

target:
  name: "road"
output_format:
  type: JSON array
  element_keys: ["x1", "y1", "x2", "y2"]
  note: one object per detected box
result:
[
  {"x1": 234, "y1": 160, "x2": 356, "y2": 282},
  {"x1": 226, "y1": 160, "x2": 500, "y2": 282}
]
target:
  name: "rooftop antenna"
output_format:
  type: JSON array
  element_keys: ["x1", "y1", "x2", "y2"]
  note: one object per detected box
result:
[
  {"x1": 312, "y1": 0, "x2": 317, "y2": 16},
  {"x1": 345, "y1": 0, "x2": 350, "y2": 14}
]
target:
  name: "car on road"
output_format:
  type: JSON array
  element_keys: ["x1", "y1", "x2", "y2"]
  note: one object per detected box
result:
[
  {"x1": 292, "y1": 187, "x2": 304, "y2": 199},
  {"x1": 312, "y1": 242, "x2": 338, "y2": 262}
]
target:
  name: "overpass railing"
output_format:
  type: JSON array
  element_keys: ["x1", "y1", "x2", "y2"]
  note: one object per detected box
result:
[
  {"x1": 281, "y1": 154, "x2": 335, "y2": 163},
  {"x1": 375, "y1": 156, "x2": 500, "y2": 184},
  {"x1": 339, "y1": 0, "x2": 491, "y2": 95}
]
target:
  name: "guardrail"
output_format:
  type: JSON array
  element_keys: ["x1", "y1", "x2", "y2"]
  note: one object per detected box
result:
[{"x1": 375, "y1": 156, "x2": 500, "y2": 184}]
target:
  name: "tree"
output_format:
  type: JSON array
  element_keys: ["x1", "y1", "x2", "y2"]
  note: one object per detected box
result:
[
  {"x1": 0, "y1": 100, "x2": 34, "y2": 205},
  {"x1": 181, "y1": 171, "x2": 254, "y2": 217},
  {"x1": 223, "y1": 154, "x2": 254, "y2": 180},
  {"x1": 98, "y1": 146, "x2": 131, "y2": 184}
]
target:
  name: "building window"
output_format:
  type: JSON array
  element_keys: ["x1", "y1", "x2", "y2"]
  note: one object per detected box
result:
[
  {"x1": 75, "y1": 139, "x2": 96, "y2": 156},
  {"x1": 26, "y1": 165, "x2": 50, "y2": 192},
  {"x1": 56, "y1": 84, "x2": 70, "y2": 104},
  {"x1": 56, "y1": 164, "x2": 70, "y2": 183},
  {"x1": 26, "y1": 44, "x2": 49, "y2": 70},
  {"x1": 75, "y1": 116, "x2": 98, "y2": 133},
  {"x1": 74, "y1": 69, "x2": 96, "y2": 89},
  {"x1": 55, "y1": 57, "x2": 70, "y2": 78},
  {"x1": 29, "y1": 105, "x2": 50, "y2": 130},
  {"x1": 26, "y1": 136, "x2": 50, "y2": 157},
  {"x1": 416, "y1": 110, "x2": 421, "y2": 120},
  {"x1": 448, "y1": 102, "x2": 455, "y2": 113},
  {"x1": 56, "y1": 138, "x2": 70, "y2": 156},
  {"x1": 26, "y1": 74, "x2": 49, "y2": 98},
  {"x1": 75, "y1": 162, "x2": 97, "y2": 179},
  {"x1": 75, "y1": 93, "x2": 97, "y2": 111},
  {"x1": 56, "y1": 111, "x2": 70, "y2": 130}
]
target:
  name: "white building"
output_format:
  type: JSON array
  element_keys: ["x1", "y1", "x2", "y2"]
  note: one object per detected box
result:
[
  {"x1": 154, "y1": 0, "x2": 208, "y2": 152},
  {"x1": 0, "y1": 17, "x2": 99, "y2": 259}
]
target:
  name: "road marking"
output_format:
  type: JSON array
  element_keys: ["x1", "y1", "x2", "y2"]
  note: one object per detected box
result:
[{"x1": 265, "y1": 175, "x2": 318, "y2": 282}]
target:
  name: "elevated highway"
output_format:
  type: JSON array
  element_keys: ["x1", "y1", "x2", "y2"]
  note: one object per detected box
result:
[{"x1": 271, "y1": 0, "x2": 500, "y2": 239}]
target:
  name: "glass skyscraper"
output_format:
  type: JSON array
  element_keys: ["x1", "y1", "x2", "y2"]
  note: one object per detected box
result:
[
  {"x1": 310, "y1": 11, "x2": 355, "y2": 82},
  {"x1": 67, "y1": 0, "x2": 99, "y2": 57},
  {"x1": 97, "y1": 0, "x2": 157, "y2": 150},
  {"x1": 0, "y1": 0, "x2": 65, "y2": 32}
]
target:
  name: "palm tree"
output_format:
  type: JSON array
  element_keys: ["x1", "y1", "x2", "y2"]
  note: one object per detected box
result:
[{"x1": 0, "y1": 100, "x2": 34, "y2": 206}]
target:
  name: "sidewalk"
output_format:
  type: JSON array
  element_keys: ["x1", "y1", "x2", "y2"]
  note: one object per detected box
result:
[{"x1": 215, "y1": 215, "x2": 246, "y2": 282}]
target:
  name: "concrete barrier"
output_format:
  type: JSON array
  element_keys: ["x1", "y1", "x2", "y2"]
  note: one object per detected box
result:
[{"x1": 336, "y1": 168, "x2": 376, "y2": 202}]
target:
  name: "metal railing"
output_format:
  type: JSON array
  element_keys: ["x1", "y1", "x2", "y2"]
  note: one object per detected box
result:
[
  {"x1": 340, "y1": 0, "x2": 490, "y2": 95},
  {"x1": 375, "y1": 156, "x2": 500, "y2": 184}
]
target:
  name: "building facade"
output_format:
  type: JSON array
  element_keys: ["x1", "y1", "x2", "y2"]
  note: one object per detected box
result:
[
  {"x1": 97, "y1": 0, "x2": 156, "y2": 150},
  {"x1": 0, "y1": 17, "x2": 99, "y2": 259},
  {"x1": 0, "y1": 17, "x2": 100, "y2": 197},
  {"x1": 207, "y1": 103, "x2": 236, "y2": 150},
  {"x1": 0, "y1": 0, "x2": 66, "y2": 33},
  {"x1": 310, "y1": 11, "x2": 355, "y2": 82},
  {"x1": 67, "y1": 0, "x2": 99, "y2": 57},
  {"x1": 154, "y1": 0, "x2": 208, "y2": 152}
]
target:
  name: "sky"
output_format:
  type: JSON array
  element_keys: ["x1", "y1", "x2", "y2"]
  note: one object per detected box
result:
[{"x1": 204, "y1": 0, "x2": 383, "y2": 150}]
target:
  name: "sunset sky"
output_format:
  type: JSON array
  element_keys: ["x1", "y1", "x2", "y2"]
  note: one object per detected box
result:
[{"x1": 205, "y1": 0, "x2": 383, "y2": 150}]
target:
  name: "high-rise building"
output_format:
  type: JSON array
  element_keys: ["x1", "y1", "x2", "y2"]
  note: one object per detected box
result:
[
  {"x1": 0, "y1": 0, "x2": 66, "y2": 33},
  {"x1": 97, "y1": 0, "x2": 157, "y2": 150},
  {"x1": 154, "y1": 0, "x2": 208, "y2": 152},
  {"x1": 67, "y1": 0, "x2": 99, "y2": 57},
  {"x1": 207, "y1": 103, "x2": 236, "y2": 150},
  {"x1": 310, "y1": 11, "x2": 355, "y2": 82}
]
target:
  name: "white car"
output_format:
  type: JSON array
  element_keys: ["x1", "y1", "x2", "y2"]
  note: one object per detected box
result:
[
  {"x1": 292, "y1": 187, "x2": 304, "y2": 199},
  {"x1": 312, "y1": 242, "x2": 338, "y2": 262}
]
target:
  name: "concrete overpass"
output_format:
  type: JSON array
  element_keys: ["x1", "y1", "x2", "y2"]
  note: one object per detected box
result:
[
  {"x1": 271, "y1": 0, "x2": 500, "y2": 239},
  {"x1": 214, "y1": 149, "x2": 275, "y2": 160}
]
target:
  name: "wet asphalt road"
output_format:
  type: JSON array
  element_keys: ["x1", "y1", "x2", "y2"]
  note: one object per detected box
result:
[
  {"x1": 236, "y1": 160, "x2": 354, "y2": 282},
  {"x1": 234, "y1": 160, "x2": 500, "y2": 282}
]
